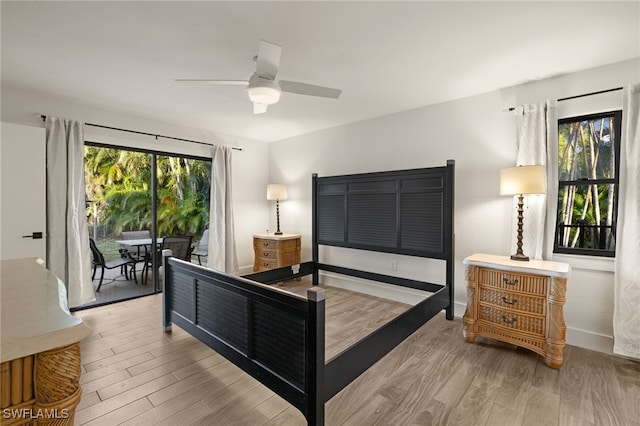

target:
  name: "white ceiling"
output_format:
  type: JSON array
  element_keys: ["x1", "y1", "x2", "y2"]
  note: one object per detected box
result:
[{"x1": 2, "y1": 1, "x2": 639, "y2": 142}]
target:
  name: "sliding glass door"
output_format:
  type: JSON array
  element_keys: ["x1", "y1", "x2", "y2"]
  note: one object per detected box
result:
[{"x1": 82, "y1": 144, "x2": 210, "y2": 308}]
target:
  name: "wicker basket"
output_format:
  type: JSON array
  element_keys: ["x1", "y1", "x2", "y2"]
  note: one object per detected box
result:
[
  {"x1": 31, "y1": 344, "x2": 82, "y2": 425},
  {"x1": 34, "y1": 344, "x2": 81, "y2": 404},
  {"x1": 32, "y1": 387, "x2": 81, "y2": 426}
]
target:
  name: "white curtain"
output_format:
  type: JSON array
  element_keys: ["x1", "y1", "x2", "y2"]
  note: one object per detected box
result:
[
  {"x1": 613, "y1": 84, "x2": 640, "y2": 359},
  {"x1": 208, "y1": 145, "x2": 238, "y2": 273},
  {"x1": 512, "y1": 101, "x2": 558, "y2": 260},
  {"x1": 45, "y1": 117, "x2": 95, "y2": 307}
]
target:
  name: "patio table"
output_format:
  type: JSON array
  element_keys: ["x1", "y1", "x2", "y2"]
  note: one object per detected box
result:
[{"x1": 116, "y1": 238, "x2": 164, "y2": 283}]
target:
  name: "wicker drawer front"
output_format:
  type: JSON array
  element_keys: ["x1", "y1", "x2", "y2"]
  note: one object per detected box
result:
[
  {"x1": 257, "y1": 248, "x2": 278, "y2": 259},
  {"x1": 256, "y1": 258, "x2": 278, "y2": 270},
  {"x1": 479, "y1": 287, "x2": 545, "y2": 315},
  {"x1": 255, "y1": 239, "x2": 279, "y2": 250},
  {"x1": 255, "y1": 238, "x2": 300, "y2": 251},
  {"x1": 479, "y1": 268, "x2": 547, "y2": 296},
  {"x1": 479, "y1": 305, "x2": 545, "y2": 336}
]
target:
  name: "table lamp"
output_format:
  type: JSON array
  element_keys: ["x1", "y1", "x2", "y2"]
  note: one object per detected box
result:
[
  {"x1": 267, "y1": 184, "x2": 288, "y2": 235},
  {"x1": 500, "y1": 165, "x2": 546, "y2": 261}
]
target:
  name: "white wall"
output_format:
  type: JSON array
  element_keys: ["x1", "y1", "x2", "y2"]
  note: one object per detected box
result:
[
  {"x1": 0, "y1": 87, "x2": 269, "y2": 271},
  {"x1": 268, "y1": 58, "x2": 640, "y2": 354}
]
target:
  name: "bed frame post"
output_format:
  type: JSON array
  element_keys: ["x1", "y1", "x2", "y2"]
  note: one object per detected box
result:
[
  {"x1": 306, "y1": 287, "x2": 325, "y2": 425},
  {"x1": 445, "y1": 159, "x2": 455, "y2": 321},
  {"x1": 162, "y1": 249, "x2": 173, "y2": 331},
  {"x1": 311, "y1": 173, "x2": 320, "y2": 285}
]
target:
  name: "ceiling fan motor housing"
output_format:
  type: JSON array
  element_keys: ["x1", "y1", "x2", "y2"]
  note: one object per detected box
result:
[{"x1": 247, "y1": 73, "x2": 281, "y2": 105}]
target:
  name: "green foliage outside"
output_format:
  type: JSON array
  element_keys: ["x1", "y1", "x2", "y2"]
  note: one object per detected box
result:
[
  {"x1": 557, "y1": 114, "x2": 617, "y2": 250},
  {"x1": 85, "y1": 146, "x2": 211, "y2": 247}
]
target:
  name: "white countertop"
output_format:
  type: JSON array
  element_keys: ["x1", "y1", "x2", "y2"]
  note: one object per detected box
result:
[
  {"x1": 1, "y1": 258, "x2": 91, "y2": 362},
  {"x1": 463, "y1": 253, "x2": 571, "y2": 278}
]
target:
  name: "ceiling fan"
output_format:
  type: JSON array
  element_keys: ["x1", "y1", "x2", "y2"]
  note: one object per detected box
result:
[{"x1": 176, "y1": 40, "x2": 342, "y2": 114}]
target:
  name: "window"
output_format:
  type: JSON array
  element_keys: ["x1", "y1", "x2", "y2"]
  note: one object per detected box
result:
[{"x1": 554, "y1": 110, "x2": 621, "y2": 257}]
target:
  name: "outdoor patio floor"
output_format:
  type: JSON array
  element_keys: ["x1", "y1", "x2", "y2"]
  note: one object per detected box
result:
[{"x1": 78, "y1": 265, "x2": 156, "y2": 309}]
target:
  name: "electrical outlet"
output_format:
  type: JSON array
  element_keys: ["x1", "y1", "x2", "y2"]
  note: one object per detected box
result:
[{"x1": 391, "y1": 260, "x2": 398, "y2": 271}]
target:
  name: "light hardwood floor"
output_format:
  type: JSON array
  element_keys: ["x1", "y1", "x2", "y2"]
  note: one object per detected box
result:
[{"x1": 73, "y1": 285, "x2": 640, "y2": 426}]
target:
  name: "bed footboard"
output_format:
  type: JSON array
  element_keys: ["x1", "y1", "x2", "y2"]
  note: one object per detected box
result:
[{"x1": 162, "y1": 252, "x2": 326, "y2": 425}]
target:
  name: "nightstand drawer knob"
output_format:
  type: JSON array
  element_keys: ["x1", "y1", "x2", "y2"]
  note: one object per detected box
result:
[
  {"x1": 263, "y1": 252, "x2": 270, "y2": 256},
  {"x1": 503, "y1": 277, "x2": 519, "y2": 286},
  {"x1": 501, "y1": 297, "x2": 518, "y2": 305},
  {"x1": 501, "y1": 316, "x2": 517, "y2": 324},
  {"x1": 263, "y1": 242, "x2": 269, "y2": 247}
]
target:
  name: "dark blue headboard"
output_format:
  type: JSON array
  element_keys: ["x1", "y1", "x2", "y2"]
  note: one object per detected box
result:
[{"x1": 312, "y1": 160, "x2": 455, "y2": 261}]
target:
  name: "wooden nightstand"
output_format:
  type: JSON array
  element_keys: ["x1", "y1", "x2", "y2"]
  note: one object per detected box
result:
[
  {"x1": 253, "y1": 234, "x2": 301, "y2": 272},
  {"x1": 462, "y1": 253, "x2": 570, "y2": 368}
]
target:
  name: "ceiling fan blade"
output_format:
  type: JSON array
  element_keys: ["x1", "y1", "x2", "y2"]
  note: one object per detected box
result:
[
  {"x1": 253, "y1": 103, "x2": 268, "y2": 114},
  {"x1": 255, "y1": 40, "x2": 282, "y2": 80},
  {"x1": 279, "y1": 80, "x2": 341, "y2": 99},
  {"x1": 175, "y1": 79, "x2": 249, "y2": 85}
]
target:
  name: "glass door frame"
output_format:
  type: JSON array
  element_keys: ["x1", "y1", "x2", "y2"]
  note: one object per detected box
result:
[{"x1": 84, "y1": 140, "x2": 211, "y2": 301}]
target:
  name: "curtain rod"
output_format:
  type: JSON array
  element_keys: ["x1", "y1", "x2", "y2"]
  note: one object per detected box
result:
[
  {"x1": 505, "y1": 86, "x2": 624, "y2": 112},
  {"x1": 40, "y1": 115, "x2": 242, "y2": 151}
]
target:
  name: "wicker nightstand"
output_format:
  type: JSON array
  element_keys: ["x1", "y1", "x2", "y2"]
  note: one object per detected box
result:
[
  {"x1": 462, "y1": 253, "x2": 571, "y2": 368},
  {"x1": 253, "y1": 233, "x2": 301, "y2": 272}
]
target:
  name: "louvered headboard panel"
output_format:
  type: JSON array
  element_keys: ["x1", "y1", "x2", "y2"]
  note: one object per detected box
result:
[{"x1": 313, "y1": 160, "x2": 454, "y2": 259}]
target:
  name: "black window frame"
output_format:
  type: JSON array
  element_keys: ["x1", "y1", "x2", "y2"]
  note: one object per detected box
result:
[{"x1": 553, "y1": 110, "x2": 622, "y2": 257}]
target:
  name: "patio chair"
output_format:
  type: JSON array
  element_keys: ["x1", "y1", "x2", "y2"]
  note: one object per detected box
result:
[
  {"x1": 119, "y1": 230, "x2": 151, "y2": 279},
  {"x1": 191, "y1": 229, "x2": 208, "y2": 265},
  {"x1": 162, "y1": 235, "x2": 193, "y2": 261},
  {"x1": 140, "y1": 235, "x2": 193, "y2": 284},
  {"x1": 89, "y1": 238, "x2": 137, "y2": 292}
]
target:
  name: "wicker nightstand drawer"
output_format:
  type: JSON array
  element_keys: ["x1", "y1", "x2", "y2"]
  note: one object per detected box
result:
[
  {"x1": 254, "y1": 238, "x2": 300, "y2": 251},
  {"x1": 257, "y1": 248, "x2": 277, "y2": 258},
  {"x1": 256, "y1": 258, "x2": 278, "y2": 269},
  {"x1": 463, "y1": 253, "x2": 570, "y2": 369},
  {"x1": 478, "y1": 305, "x2": 545, "y2": 336},
  {"x1": 478, "y1": 287, "x2": 546, "y2": 316},
  {"x1": 479, "y1": 268, "x2": 547, "y2": 296}
]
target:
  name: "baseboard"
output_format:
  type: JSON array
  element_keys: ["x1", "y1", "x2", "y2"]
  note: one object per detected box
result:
[
  {"x1": 565, "y1": 327, "x2": 614, "y2": 355},
  {"x1": 237, "y1": 265, "x2": 254, "y2": 275}
]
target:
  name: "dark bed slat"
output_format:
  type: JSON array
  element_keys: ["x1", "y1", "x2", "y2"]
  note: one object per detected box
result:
[
  {"x1": 318, "y1": 263, "x2": 445, "y2": 294},
  {"x1": 243, "y1": 261, "x2": 316, "y2": 285},
  {"x1": 197, "y1": 283, "x2": 249, "y2": 354},
  {"x1": 400, "y1": 192, "x2": 443, "y2": 252},
  {"x1": 253, "y1": 300, "x2": 307, "y2": 389}
]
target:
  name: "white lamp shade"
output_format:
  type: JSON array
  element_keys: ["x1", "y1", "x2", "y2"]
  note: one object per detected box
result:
[
  {"x1": 500, "y1": 165, "x2": 546, "y2": 195},
  {"x1": 267, "y1": 184, "x2": 288, "y2": 201}
]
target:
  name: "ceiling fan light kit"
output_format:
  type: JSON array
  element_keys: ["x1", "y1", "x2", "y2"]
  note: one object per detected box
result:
[
  {"x1": 176, "y1": 40, "x2": 342, "y2": 114},
  {"x1": 247, "y1": 75, "x2": 281, "y2": 105}
]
